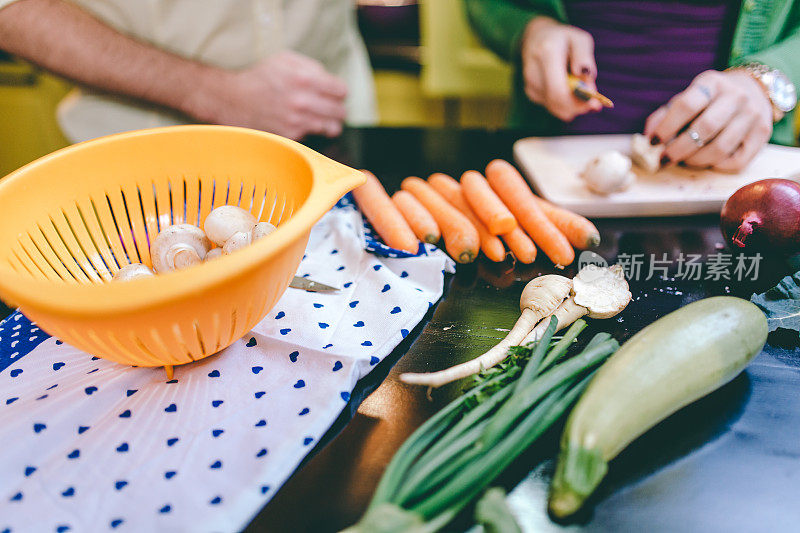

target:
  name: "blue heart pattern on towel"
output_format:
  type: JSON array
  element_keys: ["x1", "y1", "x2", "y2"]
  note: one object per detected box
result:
[{"x1": 0, "y1": 202, "x2": 449, "y2": 532}]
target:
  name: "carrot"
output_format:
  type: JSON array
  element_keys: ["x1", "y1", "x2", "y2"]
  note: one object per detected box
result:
[
  {"x1": 391, "y1": 190, "x2": 440, "y2": 244},
  {"x1": 485, "y1": 159, "x2": 575, "y2": 266},
  {"x1": 352, "y1": 170, "x2": 419, "y2": 254},
  {"x1": 460, "y1": 170, "x2": 517, "y2": 235},
  {"x1": 501, "y1": 227, "x2": 537, "y2": 264},
  {"x1": 532, "y1": 195, "x2": 601, "y2": 249},
  {"x1": 401, "y1": 176, "x2": 480, "y2": 263},
  {"x1": 427, "y1": 173, "x2": 506, "y2": 262}
]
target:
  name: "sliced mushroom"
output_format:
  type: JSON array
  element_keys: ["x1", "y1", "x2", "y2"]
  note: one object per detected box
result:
[
  {"x1": 522, "y1": 264, "x2": 631, "y2": 343},
  {"x1": 631, "y1": 133, "x2": 664, "y2": 174},
  {"x1": 203, "y1": 206, "x2": 256, "y2": 247},
  {"x1": 113, "y1": 263, "x2": 154, "y2": 281},
  {"x1": 151, "y1": 224, "x2": 211, "y2": 273}
]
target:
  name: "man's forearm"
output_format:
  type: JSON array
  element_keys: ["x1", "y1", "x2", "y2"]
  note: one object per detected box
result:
[{"x1": 0, "y1": 0, "x2": 225, "y2": 121}]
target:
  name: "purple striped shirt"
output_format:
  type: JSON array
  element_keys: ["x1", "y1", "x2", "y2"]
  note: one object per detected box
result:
[{"x1": 563, "y1": 0, "x2": 735, "y2": 134}]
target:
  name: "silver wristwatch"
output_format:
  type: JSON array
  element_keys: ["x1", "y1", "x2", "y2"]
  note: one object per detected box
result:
[{"x1": 735, "y1": 62, "x2": 797, "y2": 122}]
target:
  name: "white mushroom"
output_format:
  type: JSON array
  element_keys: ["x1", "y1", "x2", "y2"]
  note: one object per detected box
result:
[
  {"x1": 203, "y1": 206, "x2": 256, "y2": 247},
  {"x1": 631, "y1": 133, "x2": 664, "y2": 174},
  {"x1": 522, "y1": 264, "x2": 631, "y2": 343},
  {"x1": 205, "y1": 248, "x2": 223, "y2": 261},
  {"x1": 151, "y1": 224, "x2": 211, "y2": 273},
  {"x1": 581, "y1": 151, "x2": 636, "y2": 195},
  {"x1": 252, "y1": 222, "x2": 277, "y2": 241},
  {"x1": 113, "y1": 263, "x2": 154, "y2": 281},
  {"x1": 222, "y1": 231, "x2": 252, "y2": 254}
]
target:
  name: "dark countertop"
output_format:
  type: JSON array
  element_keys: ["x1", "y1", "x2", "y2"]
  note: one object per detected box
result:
[
  {"x1": 245, "y1": 128, "x2": 800, "y2": 532},
  {"x1": 3, "y1": 128, "x2": 798, "y2": 532}
]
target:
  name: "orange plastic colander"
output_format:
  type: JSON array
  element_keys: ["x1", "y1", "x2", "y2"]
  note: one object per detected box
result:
[{"x1": 0, "y1": 125, "x2": 365, "y2": 376}]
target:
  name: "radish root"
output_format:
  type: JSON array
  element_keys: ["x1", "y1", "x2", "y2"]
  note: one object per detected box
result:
[
  {"x1": 400, "y1": 275, "x2": 572, "y2": 388},
  {"x1": 521, "y1": 297, "x2": 588, "y2": 345}
]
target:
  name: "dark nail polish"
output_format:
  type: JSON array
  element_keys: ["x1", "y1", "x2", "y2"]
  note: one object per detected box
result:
[
  {"x1": 660, "y1": 155, "x2": 671, "y2": 166},
  {"x1": 581, "y1": 67, "x2": 590, "y2": 75},
  {"x1": 650, "y1": 136, "x2": 661, "y2": 146}
]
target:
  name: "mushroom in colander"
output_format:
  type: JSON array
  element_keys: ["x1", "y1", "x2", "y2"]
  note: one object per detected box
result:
[
  {"x1": 113, "y1": 263, "x2": 155, "y2": 281},
  {"x1": 204, "y1": 205, "x2": 277, "y2": 256},
  {"x1": 151, "y1": 224, "x2": 212, "y2": 273}
]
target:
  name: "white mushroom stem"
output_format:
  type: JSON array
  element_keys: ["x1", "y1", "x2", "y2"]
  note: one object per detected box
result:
[
  {"x1": 113, "y1": 263, "x2": 154, "y2": 281},
  {"x1": 151, "y1": 224, "x2": 211, "y2": 273},
  {"x1": 167, "y1": 243, "x2": 202, "y2": 270},
  {"x1": 400, "y1": 274, "x2": 572, "y2": 388}
]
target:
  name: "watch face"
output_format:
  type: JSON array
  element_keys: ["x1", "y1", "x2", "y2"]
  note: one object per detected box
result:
[{"x1": 768, "y1": 70, "x2": 797, "y2": 113}]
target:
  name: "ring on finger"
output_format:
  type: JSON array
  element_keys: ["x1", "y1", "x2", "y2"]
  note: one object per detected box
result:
[{"x1": 687, "y1": 129, "x2": 706, "y2": 147}]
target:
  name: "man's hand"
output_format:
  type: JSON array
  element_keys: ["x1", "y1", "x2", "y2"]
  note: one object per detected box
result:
[
  {"x1": 195, "y1": 51, "x2": 348, "y2": 139},
  {"x1": 520, "y1": 16, "x2": 602, "y2": 122},
  {"x1": 645, "y1": 69, "x2": 773, "y2": 172}
]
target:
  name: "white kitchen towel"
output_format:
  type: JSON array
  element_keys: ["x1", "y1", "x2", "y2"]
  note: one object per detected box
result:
[{"x1": 0, "y1": 196, "x2": 454, "y2": 533}]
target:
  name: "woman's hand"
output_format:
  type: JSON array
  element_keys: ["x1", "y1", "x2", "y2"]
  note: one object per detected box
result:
[
  {"x1": 645, "y1": 69, "x2": 773, "y2": 172},
  {"x1": 520, "y1": 16, "x2": 602, "y2": 121}
]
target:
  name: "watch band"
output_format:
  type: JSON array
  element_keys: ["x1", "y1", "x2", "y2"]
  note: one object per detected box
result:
[{"x1": 729, "y1": 62, "x2": 795, "y2": 123}]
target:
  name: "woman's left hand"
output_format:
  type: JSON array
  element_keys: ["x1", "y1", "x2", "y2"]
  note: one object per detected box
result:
[{"x1": 644, "y1": 69, "x2": 773, "y2": 172}]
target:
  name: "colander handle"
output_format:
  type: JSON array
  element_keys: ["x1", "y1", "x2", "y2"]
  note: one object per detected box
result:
[{"x1": 300, "y1": 146, "x2": 366, "y2": 201}]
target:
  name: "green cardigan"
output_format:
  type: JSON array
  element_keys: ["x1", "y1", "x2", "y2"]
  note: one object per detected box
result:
[{"x1": 464, "y1": 0, "x2": 800, "y2": 145}]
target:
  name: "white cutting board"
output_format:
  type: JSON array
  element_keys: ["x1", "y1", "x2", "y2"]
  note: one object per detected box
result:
[{"x1": 513, "y1": 134, "x2": 800, "y2": 217}]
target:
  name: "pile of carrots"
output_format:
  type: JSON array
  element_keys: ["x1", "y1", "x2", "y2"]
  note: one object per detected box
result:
[{"x1": 351, "y1": 159, "x2": 600, "y2": 267}]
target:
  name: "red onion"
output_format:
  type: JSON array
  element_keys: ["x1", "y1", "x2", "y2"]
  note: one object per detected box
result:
[{"x1": 720, "y1": 178, "x2": 800, "y2": 250}]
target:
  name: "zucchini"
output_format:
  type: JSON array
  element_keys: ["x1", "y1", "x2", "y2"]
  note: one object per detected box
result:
[{"x1": 548, "y1": 296, "x2": 768, "y2": 517}]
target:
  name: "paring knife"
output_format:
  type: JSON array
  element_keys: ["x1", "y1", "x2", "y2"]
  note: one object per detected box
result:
[
  {"x1": 568, "y1": 74, "x2": 614, "y2": 108},
  {"x1": 289, "y1": 276, "x2": 340, "y2": 292}
]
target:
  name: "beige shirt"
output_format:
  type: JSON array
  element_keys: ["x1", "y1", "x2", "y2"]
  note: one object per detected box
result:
[{"x1": 2, "y1": 0, "x2": 377, "y2": 142}]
